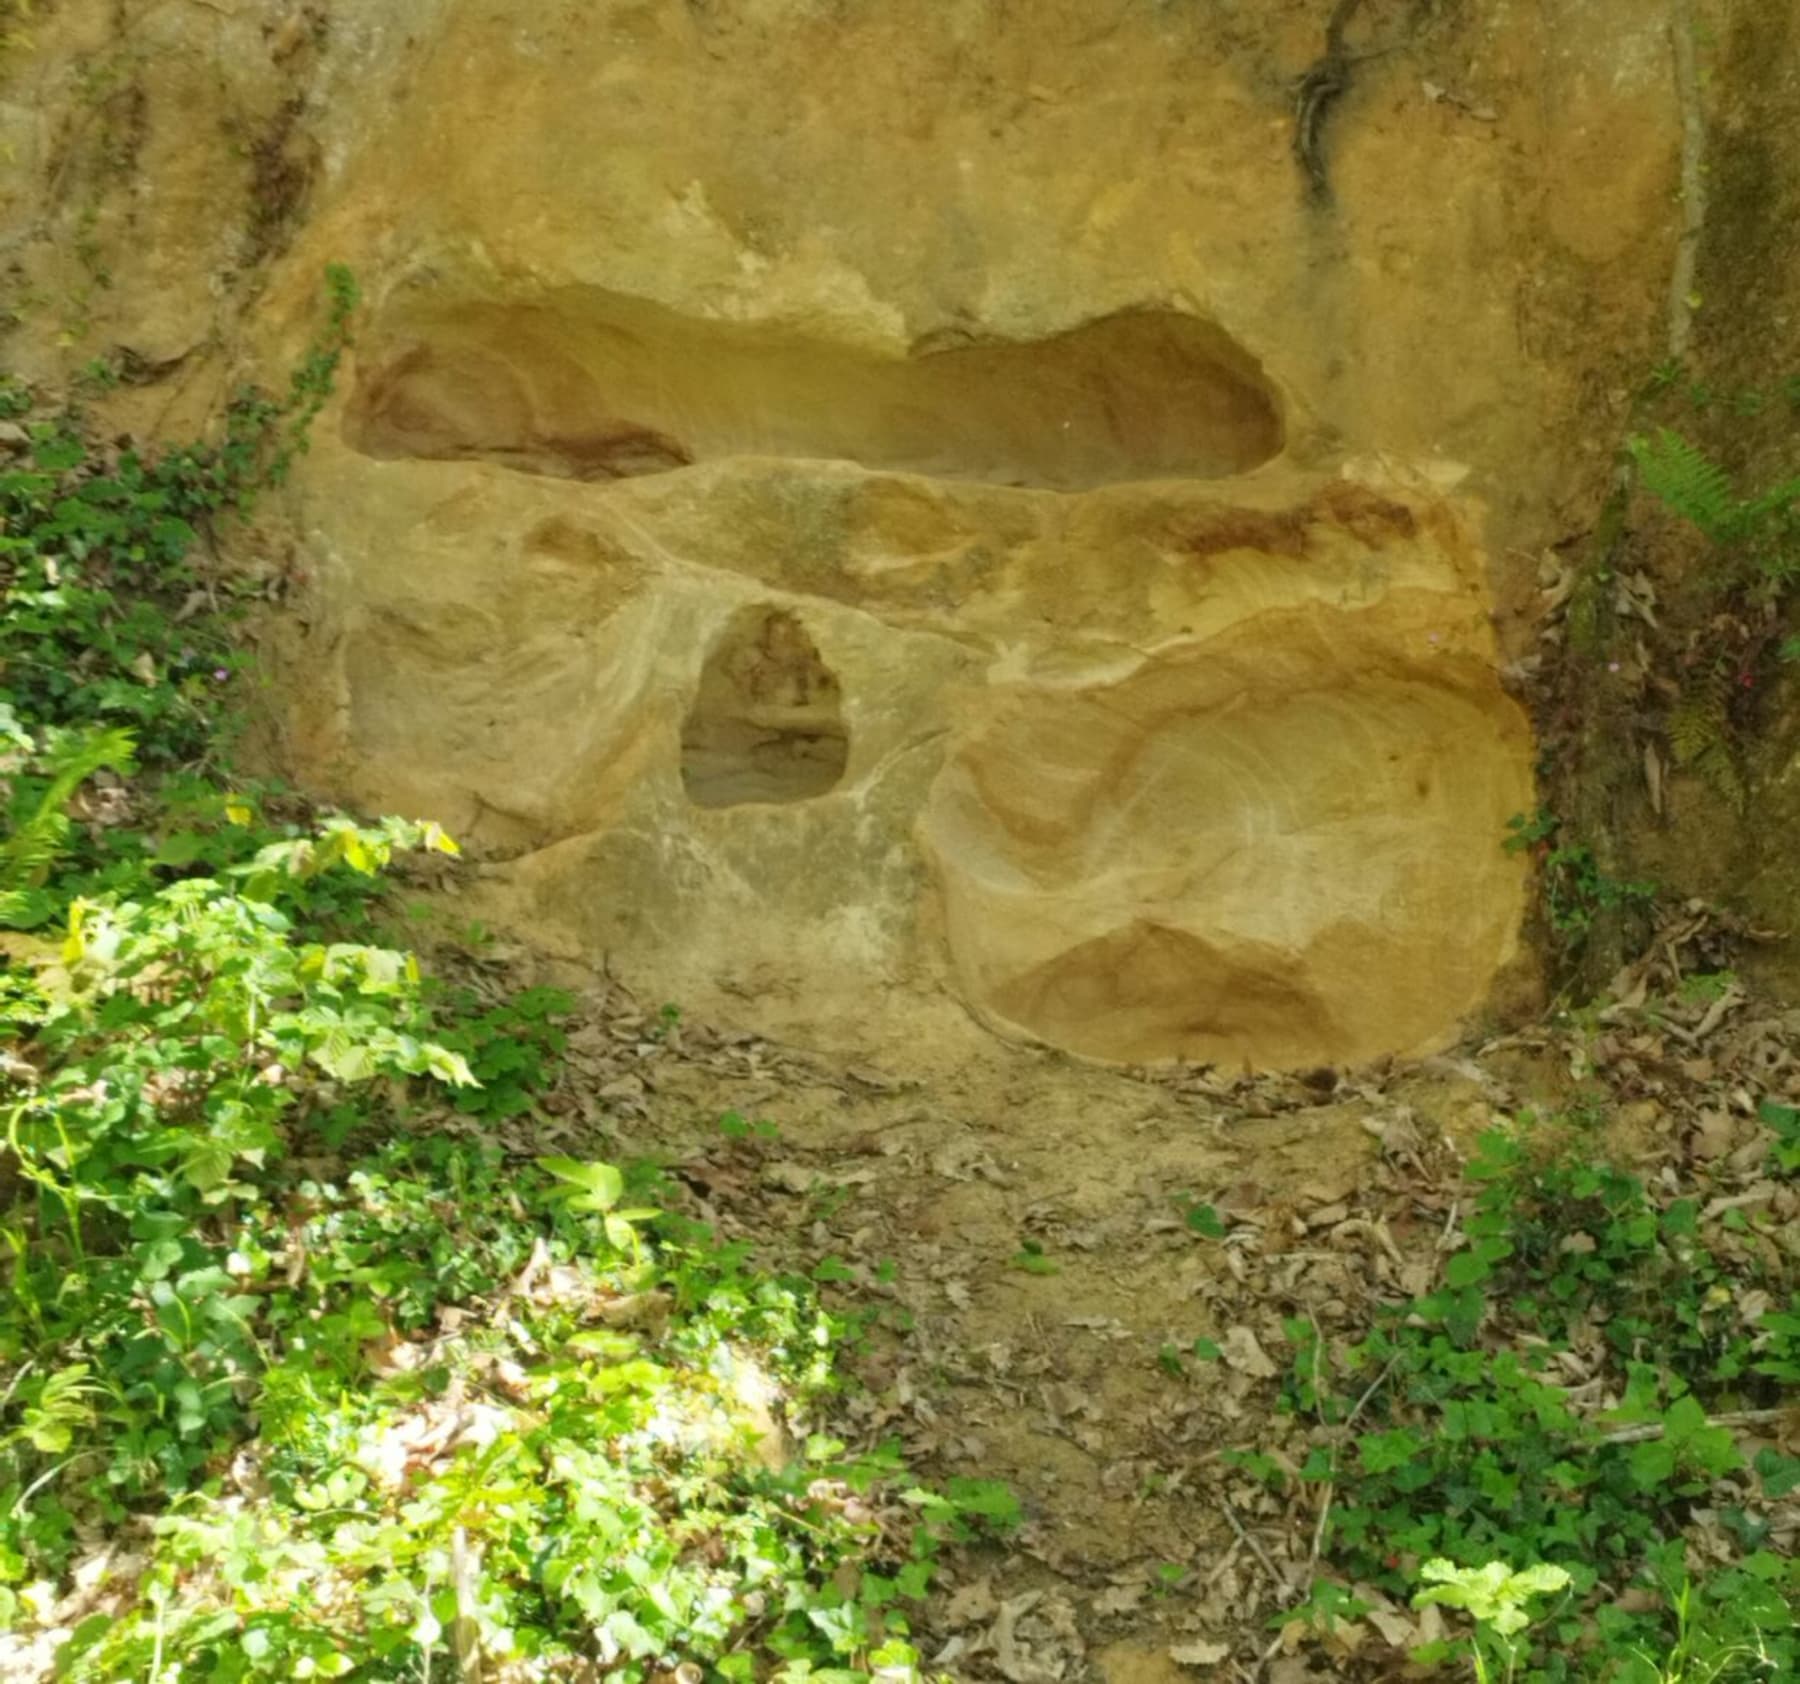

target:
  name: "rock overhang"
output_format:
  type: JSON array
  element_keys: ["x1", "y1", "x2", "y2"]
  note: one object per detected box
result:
[{"x1": 343, "y1": 292, "x2": 1286, "y2": 491}]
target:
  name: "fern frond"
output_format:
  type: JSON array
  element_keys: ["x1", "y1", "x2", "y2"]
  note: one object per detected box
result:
[
  {"x1": 1741, "y1": 473, "x2": 1800, "y2": 524},
  {"x1": 1667, "y1": 669, "x2": 1745, "y2": 809},
  {"x1": 0, "y1": 886, "x2": 54, "y2": 930},
  {"x1": 1668, "y1": 699, "x2": 1722, "y2": 767},
  {"x1": 1691, "y1": 740, "x2": 1746, "y2": 810},
  {"x1": 1629, "y1": 429, "x2": 1740, "y2": 541},
  {"x1": 0, "y1": 725, "x2": 137, "y2": 915},
  {"x1": 0, "y1": 804, "x2": 71, "y2": 892}
]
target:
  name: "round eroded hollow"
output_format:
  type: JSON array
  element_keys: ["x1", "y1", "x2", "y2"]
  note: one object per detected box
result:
[
  {"x1": 344, "y1": 293, "x2": 1284, "y2": 490},
  {"x1": 681, "y1": 606, "x2": 848, "y2": 809},
  {"x1": 919, "y1": 622, "x2": 1531, "y2": 1070}
]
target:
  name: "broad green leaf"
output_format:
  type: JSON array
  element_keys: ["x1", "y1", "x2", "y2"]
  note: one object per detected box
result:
[{"x1": 538, "y1": 1156, "x2": 624, "y2": 1209}]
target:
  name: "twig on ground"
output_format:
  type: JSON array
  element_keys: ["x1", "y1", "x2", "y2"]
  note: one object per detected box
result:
[
  {"x1": 1597, "y1": 1406, "x2": 1785, "y2": 1446},
  {"x1": 1201, "y1": 1534, "x2": 1246, "y2": 1588},
  {"x1": 1345, "y1": 1356, "x2": 1399, "y2": 1432},
  {"x1": 1306, "y1": 1482, "x2": 1335, "y2": 1575},
  {"x1": 1437, "y1": 1198, "x2": 1460, "y2": 1251},
  {"x1": 1220, "y1": 1498, "x2": 1286, "y2": 1591}
]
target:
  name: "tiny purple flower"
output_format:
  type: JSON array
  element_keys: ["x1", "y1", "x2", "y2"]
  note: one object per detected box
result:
[
  {"x1": 1608, "y1": 661, "x2": 1621, "y2": 673},
  {"x1": 213, "y1": 667, "x2": 230, "y2": 682}
]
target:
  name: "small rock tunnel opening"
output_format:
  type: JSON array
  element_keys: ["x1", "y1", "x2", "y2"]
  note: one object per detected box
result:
[
  {"x1": 343, "y1": 293, "x2": 1285, "y2": 491},
  {"x1": 681, "y1": 606, "x2": 849, "y2": 809}
]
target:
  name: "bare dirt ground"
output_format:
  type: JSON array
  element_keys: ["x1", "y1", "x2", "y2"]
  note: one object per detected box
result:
[{"x1": 444, "y1": 903, "x2": 1799, "y2": 1684}]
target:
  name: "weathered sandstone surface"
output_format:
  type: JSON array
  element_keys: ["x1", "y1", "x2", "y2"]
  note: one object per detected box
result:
[
  {"x1": 2, "y1": 0, "x2": 1692, "y2": 1068},
  {"x1": 286, "y1": 423, "x2": 1532, "y2": 1068}
]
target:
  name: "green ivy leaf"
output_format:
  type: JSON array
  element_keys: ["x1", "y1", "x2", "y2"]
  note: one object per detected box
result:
[{"x1": 1184, "y1": 1202, "x2": 1227, "y2": 1239}]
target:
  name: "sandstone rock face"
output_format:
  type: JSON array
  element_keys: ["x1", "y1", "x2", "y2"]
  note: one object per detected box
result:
[
  {"x1": 919, "y1": 508, "x2": 1530, "y2": 1067},
  {"x1": 287, "y1": 411, "x2": 1529, "y2": 1068},
  {"x1": 2, "y1": 0, "x2": 1691, "y2": 1069},
  {"x1": 248, "y1": 0, "x2": 1687, "y2": 1071}
]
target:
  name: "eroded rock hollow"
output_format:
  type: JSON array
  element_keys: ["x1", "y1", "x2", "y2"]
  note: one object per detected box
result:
[
  {"x1": 345, "y1": 300, "x2": 1284, "y2": 490},
  {"x1": 681, "y1": 607, "x2": 849, "y2": 810}
]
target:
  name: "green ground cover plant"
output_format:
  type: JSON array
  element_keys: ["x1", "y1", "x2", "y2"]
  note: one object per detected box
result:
[
  {"x1": 1502, "y1": 811, "x2": 1656, "y2": 945},
  {"x1": 1264, "y1": 1110, "x2": 1798, "y2": 1682},
  {"x1": 0, "y1": 278, "x2": 1001, "y2": 1681}
]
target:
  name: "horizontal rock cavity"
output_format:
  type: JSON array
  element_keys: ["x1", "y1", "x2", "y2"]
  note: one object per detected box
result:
[{"x1": 344, "y1": 294, "x2": 1283, "y2": 491}]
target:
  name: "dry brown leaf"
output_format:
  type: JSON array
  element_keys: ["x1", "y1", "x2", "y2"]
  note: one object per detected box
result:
[
  {"x1": 945, "y1": 1577, "x2": 998, "y2": 1627},
  {"x1": 1220, "y1": 1325, "x2": 1278, "y2": 1379},
  {"x1": 1092, "y1": 1584, "x2": 1147, "y2": 1617},
  {"x1": 1367, "y1": 1607, "x2": 1417, "y2": 1648}
]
